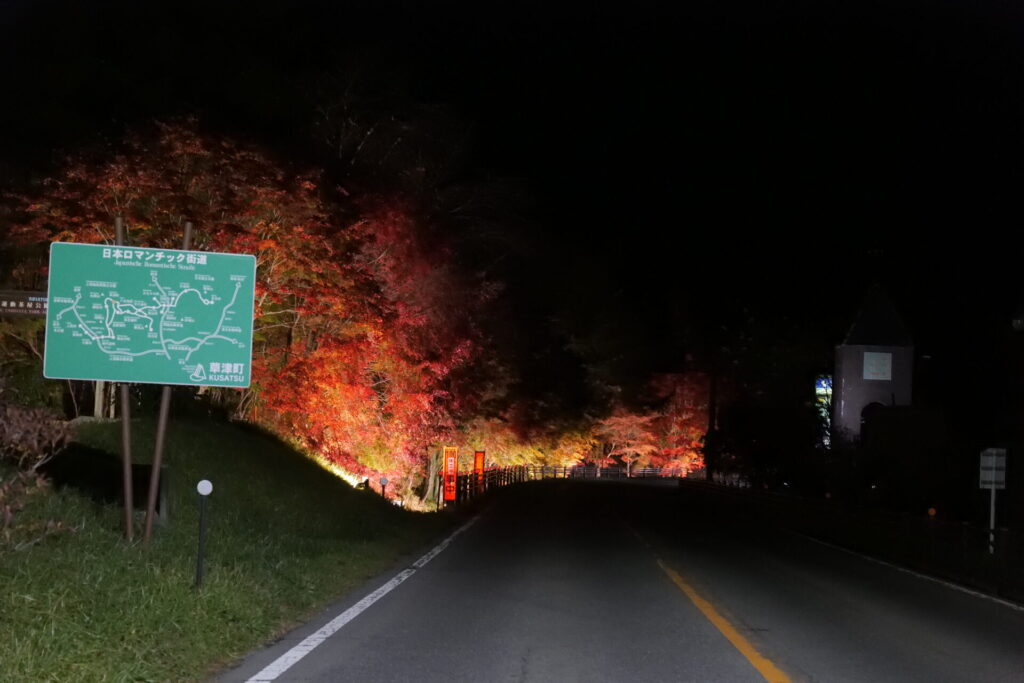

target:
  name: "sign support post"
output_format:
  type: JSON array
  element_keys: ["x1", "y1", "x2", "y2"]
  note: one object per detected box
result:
[
  {"x1": 115, "y1": 217, "x2": 134, "y2": 541},
  {"x1": 989, "y1": 479, "x2": 996, "y2": 554},
  {"x1": 979, "y1": 448, "x2": 1007, "y2": 555},
  {"x1": 144, "y1": 222, "x2": 193, "y2": 544}
]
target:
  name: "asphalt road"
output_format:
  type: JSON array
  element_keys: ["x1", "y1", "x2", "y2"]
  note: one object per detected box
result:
[{"x1": 221, "y1": 480, "x2": 1024, "y2": 682}]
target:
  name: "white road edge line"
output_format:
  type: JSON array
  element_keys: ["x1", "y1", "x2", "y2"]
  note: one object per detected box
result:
[
  {"x1": 793, "y1": 531, "x2": 1024, "y2": 613},
  {"x1": 245, "y1": 514, "x2": 482, "y2": 682}
]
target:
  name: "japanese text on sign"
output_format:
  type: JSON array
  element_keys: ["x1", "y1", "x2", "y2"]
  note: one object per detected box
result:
[
  {"x1": 443, "y1": 446, "x2": 458, "y2": 502},
  {"x1": 0, "y1": 291, "x2": 48, "y2": 318},
  {"x1": 44, "y1": 242, "x2": 256, "y2": 387}
]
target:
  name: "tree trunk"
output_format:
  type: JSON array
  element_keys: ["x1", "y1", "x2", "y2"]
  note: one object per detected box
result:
[
  {"x1": 66, "y1": 380, "x2": 80, "y2": 418},
  {"x1": 106, "y1": 382, "x2": 117, "y2": 418},
  {"x1": 422, "y1": 449, "x2": 440, "y2": 508},
  {"x1": 93, "y1": 381, "x2": 106, "y2": 418}
]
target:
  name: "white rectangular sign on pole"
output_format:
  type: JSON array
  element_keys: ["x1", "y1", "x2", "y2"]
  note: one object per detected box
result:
[
  {"x1": 980, "y1": 448, "x2": 1006, "y2": 555},
  {"x1": 979, "y1": 448, "x2": 1007, "y2": 490}
]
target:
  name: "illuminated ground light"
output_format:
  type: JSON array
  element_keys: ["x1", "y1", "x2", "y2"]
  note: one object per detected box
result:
[{"x1": 312, "y1": 455, "x2": 365, "y2": 488}]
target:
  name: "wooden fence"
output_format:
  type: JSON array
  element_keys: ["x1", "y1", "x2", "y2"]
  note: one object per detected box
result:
[{"x1": 441, "y1": 465, "x2": 688, "y2": 505}]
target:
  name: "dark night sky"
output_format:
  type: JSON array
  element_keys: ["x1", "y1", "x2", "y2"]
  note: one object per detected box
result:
[{"x1": 3, "y1": 0, "x2": 1024, "y2": 401}]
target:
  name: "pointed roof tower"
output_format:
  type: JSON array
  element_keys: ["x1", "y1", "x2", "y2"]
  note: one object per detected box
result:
[{"x1": 843, "y1": 286, "x2": 912, "y2": 347}]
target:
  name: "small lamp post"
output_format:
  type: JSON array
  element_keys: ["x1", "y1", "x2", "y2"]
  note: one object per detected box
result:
[{"x1": 195, "y1": 479, "x2": 212, "y2": 588}]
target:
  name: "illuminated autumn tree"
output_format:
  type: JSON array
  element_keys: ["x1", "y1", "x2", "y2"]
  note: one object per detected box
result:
[
  {"x1": 9, "y1": 120, "x2": 505, "y2": 504},
  {"x1": 12, "y1": 120, "x2": 371, "y2": 411},
  {"x1": 548, "y1": 428, "x2": 599, "y2": 467},
  {"x1": 596, "y1": 411, "x2": 659, "y2": 477},
  {"x1": 650, "y1": 373, "x2": 708, "y2": 474},
  {"x1": 10, "y1": 117, "x2": 626, "y2": 504}
]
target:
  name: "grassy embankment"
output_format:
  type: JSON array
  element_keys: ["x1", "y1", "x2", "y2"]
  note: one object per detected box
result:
[{"x1": 0, "y1": 418, "x2": 454, "y2": 681}]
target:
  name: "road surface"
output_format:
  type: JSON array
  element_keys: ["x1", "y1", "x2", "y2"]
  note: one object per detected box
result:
[{"x1": 221, "y1": 480, "x2": 1024, "y2": 682}]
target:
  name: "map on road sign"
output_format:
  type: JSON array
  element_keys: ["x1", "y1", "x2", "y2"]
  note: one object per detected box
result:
[{"x1": 44, "y1": 242, "x2": 256, "y2": 387}]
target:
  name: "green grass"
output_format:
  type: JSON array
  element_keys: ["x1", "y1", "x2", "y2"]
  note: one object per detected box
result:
[{"x1": 0, "y1": 418, "x2": 454, "y2": 682}]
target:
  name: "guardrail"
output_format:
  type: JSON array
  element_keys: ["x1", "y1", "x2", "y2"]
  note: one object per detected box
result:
[{"x1": 677, "y1": 479, "x2": 1024, "y2": 605}]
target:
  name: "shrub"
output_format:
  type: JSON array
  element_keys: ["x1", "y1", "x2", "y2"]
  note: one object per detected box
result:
[
  {"x1": 0, "y1": 380, "x2": 70, "y2": 471},
  {"x1": 0, "y1": 469, "x2": 73, "y2": 551}
]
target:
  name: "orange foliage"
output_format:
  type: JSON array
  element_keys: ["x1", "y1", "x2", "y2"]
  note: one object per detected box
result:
[
  {"x1": 9, "y1": 118, "x2": 701, "y2": 498},
  {"x1": 650, "y1": 373, "x2": 708, "y2": 473},
  {"x1": 11, "y1": 120, "x2": 492, "y2": 499}
]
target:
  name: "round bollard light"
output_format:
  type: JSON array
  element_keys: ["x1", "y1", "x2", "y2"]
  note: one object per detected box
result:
[{"x1": 194, "y1": 479, "x2": 213, "y2": 588}]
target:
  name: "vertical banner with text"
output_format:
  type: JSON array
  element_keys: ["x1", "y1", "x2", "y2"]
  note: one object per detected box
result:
[
  {"x1": 443, "y1": 446, "x2": 458, "y2": 502},
  {"x1": 474, "y1": 450, "x2": 485, "y2": 494}
]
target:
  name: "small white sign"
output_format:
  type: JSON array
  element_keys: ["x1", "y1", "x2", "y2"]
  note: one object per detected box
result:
[
  {"x1": 380, "y1": 477, "x2": 388, "y2": 486},
  {"x1": 863, "y1": 351, "x2": 893, "y2": 381},
  {"x1": 979, "y1": 449, "x2": 1006, "y2": 490},
  {"x1": 197, "y1": 479, "x2": 213, "y2": 496}
]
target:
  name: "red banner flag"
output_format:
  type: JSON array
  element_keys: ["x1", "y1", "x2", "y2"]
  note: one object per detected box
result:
[
  {"x1": 443, "y1": 446, "x2": 458, "y2": 502},
  {"x1": 474, "y1": 450, "x2": 485, "y2": 493}
]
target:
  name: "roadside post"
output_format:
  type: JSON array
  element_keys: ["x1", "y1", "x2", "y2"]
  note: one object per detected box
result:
[
  {"x1": 195, "y1": 479, "x2": 212, "y2": 588},
  {"x1": 380, "y1": 477, "x2": 388, "y2": 498},
  {"x1": 443, "y1": 446, "x2": 458, "y2": 507},
  {"x1": 979, "y1": 448, "x2": 1007, "y2": 554},
  {"x1": 115, "y1": 217, "x2": 134, "y2": 541},
  {"x1": 145, "y1": 222, "x2": 193, "y2": 545}
]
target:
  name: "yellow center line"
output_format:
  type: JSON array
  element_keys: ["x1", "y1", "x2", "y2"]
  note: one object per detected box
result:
[{"x1": 656, "y1": 558, "x2": 792, "y2": 683}]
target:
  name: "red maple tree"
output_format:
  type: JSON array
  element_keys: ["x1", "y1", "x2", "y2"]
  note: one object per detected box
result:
[{"x1": 10, "y1": 120, "x2": 501, "y2": 504}]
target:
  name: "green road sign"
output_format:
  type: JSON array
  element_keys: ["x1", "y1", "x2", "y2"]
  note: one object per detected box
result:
[{"x1": 44, "y1": 242, "x2": 256, "y2": 387}]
